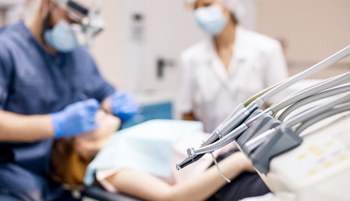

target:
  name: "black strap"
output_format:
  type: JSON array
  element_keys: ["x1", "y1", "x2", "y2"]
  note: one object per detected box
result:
[{"x1": 67, "y1": 0, "x2": 89, "y2": 16}]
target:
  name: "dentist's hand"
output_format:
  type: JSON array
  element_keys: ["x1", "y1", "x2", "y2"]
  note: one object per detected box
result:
[
  {"x1": 51, "y1": 99, "x2": 100, "y2": 139},
  {"x1": 74, "y1": 111, "x2": 121, "y2": 159},
  {"x1": 110, "y1": 91, "x2": 138, "y2": 122}
]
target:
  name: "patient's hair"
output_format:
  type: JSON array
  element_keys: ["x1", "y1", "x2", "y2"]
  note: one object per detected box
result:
[{"x1": 51, "y1": 138, "x2": 91, "y2": 188}]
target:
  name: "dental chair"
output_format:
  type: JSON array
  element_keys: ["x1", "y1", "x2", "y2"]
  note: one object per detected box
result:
[
  {"x1": 177, "y1": 45, "x2": 350, "y2": 201},
  {"x1": 81, "y1": 44, "x2": 350, "y2": 200},
  {"x1": 81, "y1": 187, "x2": 141, "y2": 201}
]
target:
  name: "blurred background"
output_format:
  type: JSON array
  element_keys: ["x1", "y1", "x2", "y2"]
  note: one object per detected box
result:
[{"x1": 1, "y1": 0, "x2": 350, "y2": 124}]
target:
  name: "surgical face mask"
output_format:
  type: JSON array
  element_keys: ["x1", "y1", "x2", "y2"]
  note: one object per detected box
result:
[
  {"x1": 195, "y1": 5, "x2": 228, "y2": 36},
  {"x1": 44, "y1": 20, "x2": 79, "y2": 53}
]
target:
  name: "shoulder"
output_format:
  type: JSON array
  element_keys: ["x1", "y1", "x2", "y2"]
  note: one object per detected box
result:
[
  {"x1": 0, "y1": 27, "x2": 15, "y2": 56},
  {"x1": 238, "y1": 27, "x2": 282, "y2": 53},
  {"x1": 0, "y1": 30, "x2": 15, "y2": 66},
  {"x1": 0, "y1": 22, "x2": 30, "y2": 48},
  {"x1": 0, "y1": 22, "x2": 34, "y2": 61}
]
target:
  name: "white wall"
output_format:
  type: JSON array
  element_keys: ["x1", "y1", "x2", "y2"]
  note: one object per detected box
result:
[
  {"x1": 92, "y1": 0, "x2": 205, "y2": 100},
  {"x1": 93, "y1": 0, "x2": 350, "y2": 92},
  {"x1": 90, "y1": 0, "x2": 123, "y2": 88},
  {"x1": 0, "y1": 0, "x2": 32, "y2": 25},
  {"x1": 255, "y1": 0, "x2": 350, "y2": 78},
  {"x1": 120, "y1": 0, "x2": 205, "y2": 94},
  {"x1": 3, "y1": 1, "x2": 349, "y2": 88}
]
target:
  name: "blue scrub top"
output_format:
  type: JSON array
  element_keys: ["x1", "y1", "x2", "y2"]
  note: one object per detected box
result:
[{"x1": 0, "y1": 22, "x2": 115, "y2": 175}]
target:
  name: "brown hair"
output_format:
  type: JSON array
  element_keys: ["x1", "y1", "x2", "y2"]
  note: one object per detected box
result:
[{"x1": 50, "y1": 138, "x2": 92, "y2": 188}]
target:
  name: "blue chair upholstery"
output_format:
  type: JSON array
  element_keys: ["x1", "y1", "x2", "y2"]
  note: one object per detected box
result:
[{"x1": 122, "y1": 101, "x2": 173, "y2": 129}]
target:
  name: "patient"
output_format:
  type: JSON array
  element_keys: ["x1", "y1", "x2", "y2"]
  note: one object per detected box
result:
[{"x1": 51, "y1": 112, "x2": 269, "y2": 201}]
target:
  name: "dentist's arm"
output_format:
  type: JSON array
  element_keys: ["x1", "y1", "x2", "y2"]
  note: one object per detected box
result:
[
  {"x1": 0, "y1": 111, "x2": 54, "y2": 142},
  {"x1": 0, "y1": 99, "x2": 100, "y2": 142}
]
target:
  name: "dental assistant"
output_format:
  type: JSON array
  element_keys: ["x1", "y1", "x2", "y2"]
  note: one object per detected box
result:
[
  {"x1": 0, "y1": 0, "x2": 137, "y2": 200},
  {"x1": 177, "y1": 0, "x2": 288, "y2": 132}
]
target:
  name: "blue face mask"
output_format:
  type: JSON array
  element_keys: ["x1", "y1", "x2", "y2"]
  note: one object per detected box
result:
[
  {"x1": 44, "y1": 20, "x2": 79, "y2": 53},
  {"x1": 195, "y1": 5, "x2": 228, "y2": 36}
]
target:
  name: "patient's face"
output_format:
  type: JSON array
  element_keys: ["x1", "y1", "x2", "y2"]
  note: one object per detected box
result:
[
  {"x1": 76, "y1": 111, "x2": 108, "y2": 140},
  {"x1": 73, "y1": 110, "x2": 120, "y2": 159}
]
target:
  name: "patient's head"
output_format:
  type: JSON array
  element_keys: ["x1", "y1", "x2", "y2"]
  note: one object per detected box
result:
[
  {"x1": 51, "y1": 110, "x2": 120, "y2": 187},
  {"x1": 74, "y1": 110, "x2": 120, "y2": 159}
]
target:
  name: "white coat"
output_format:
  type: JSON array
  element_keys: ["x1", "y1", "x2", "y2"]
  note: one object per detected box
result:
[{"x1": 176, "y1": 27, "x2": 289, "y2": 132}]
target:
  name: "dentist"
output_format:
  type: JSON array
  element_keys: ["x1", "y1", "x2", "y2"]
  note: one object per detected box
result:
[{"x1": 0, "y1": 0, "x2": 137, "y2": 200}]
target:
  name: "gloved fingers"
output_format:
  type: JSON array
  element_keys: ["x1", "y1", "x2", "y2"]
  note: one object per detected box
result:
[
  {"x1": 76, "y1": 113, "x2": 119, "y2": 141},
  {"x1": 85, "y1": 120, "x2": 99, "y2": 132},
  {"x1": 74, "y1": 114, "x2": 119, "y2": 158},
  {"x1": 52, "y1": 99, "x2": 101, "y2": 138},
  {"x1": 83, "y1": 99, "x2": 101, "y2": 126},
  {"x1": 110, "y1": 91, "x2": 138, "y2": 121},
  {"x1": 82, "y1": 99, "x2": 100, "y2": 112},
  {"x1": 83, "y1": 114, "x2": 99, "y2": 131},
  {"x1": 112, "y1": 91, "x2": 135, "y2": 105}
]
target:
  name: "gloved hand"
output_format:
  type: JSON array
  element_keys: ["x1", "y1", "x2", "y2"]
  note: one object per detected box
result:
[
  {"x1": 74, "y1": 111, "x2": 121, "y2": 159},
  {"x1": 110, "y1": 91, "x2": 138, "y2": 122},
  {"x1": 51, "y1": 99, "x2": 100, "y2": 138}
]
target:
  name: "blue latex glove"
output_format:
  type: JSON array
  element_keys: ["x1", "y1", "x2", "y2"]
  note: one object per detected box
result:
[
  {"x1": 111, "y1": 91, "x2": 138, "y2": 122},
  {"x1": 51, "y1": 99, "x2": 100, "y2": 138}
]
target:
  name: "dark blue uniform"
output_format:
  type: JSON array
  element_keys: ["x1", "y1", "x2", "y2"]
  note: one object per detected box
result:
[{"x1": 0, "y1": 22, "x2": 115, "y2": 201}]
